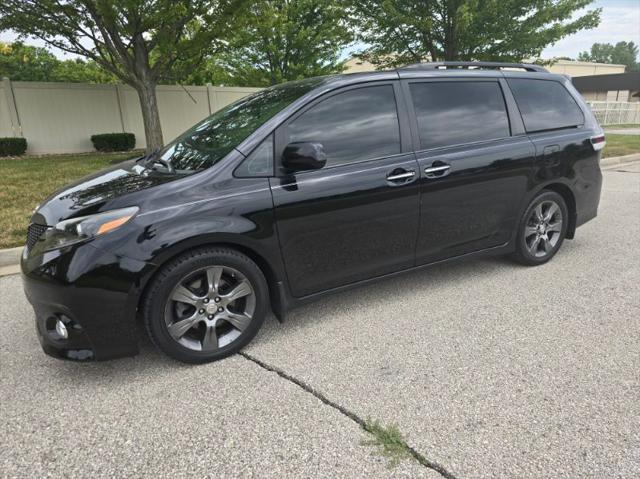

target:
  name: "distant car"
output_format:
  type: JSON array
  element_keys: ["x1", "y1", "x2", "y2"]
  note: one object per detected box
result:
[{"x1": 22, "y1": 61, "x2": 605, "y2": 364}]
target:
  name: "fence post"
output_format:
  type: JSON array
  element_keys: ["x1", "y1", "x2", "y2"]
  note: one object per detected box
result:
[
  {"x1": 115, "y1": 83, "x2": 127, "y2": 133},
  {"x1": 206, "y1": 83, "x2": 215, "y2": 115},
  {"x1": 2, "y1": 77, "x2": 22, "y2": 137},
  {"x1": 618, "y1": 105, "x2": 627, "y2": 125}
]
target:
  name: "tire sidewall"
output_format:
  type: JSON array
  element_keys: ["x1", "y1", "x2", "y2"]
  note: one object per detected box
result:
[
  {"x1": 516, "y1": 191, "x2": 569, "y2": 265},
  {"x1": 144, "y1": 249, "x2": 268, "y2": 363}
]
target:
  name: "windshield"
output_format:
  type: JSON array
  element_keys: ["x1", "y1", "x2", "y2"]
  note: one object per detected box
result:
[{"x1": 151, "y1": 78, "x2": 322, "y2": 174}]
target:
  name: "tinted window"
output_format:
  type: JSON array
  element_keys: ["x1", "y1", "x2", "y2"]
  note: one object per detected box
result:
[
  {"x1": 288, "y1": 85, "x2": 400, "y2": 167},
  {"x1": 508, "y1": 79, "x2": 584, "y2": 133},
  {"x1": 151, "y1": 78, "x2": 321, "y2": 175},
  {"x1": 409, "y1": 82, "x2": 510, "y2": 150},
  {"x1": 235, "y1": 135, "x2": 273, "y2": 177}
]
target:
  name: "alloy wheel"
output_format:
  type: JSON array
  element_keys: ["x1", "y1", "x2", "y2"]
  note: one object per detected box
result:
[
  {"x1": 524, "y1": 200, "x2": 563, "y2": 258},
  {"x1": 164, "y1": 266, "x2": 256, "y2": 352}
]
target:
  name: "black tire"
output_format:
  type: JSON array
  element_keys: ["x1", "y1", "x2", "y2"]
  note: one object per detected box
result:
[
  {"x1": 512, "y1": 190, "x2": 569, "y2": 266},
  {"x1": 143, "y1": 247, "x2": 268, "y2": 364}
]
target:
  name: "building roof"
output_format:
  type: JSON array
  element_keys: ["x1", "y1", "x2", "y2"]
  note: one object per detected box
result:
[
  {"x1": 547, "y1": 60, "x2": 626, "y2": 77},
  {"x1": 572, "y1": 72, "x2": 640, "y2": 92},
  {"x1": 549, "y1": 60, "x2": 626, "y2": 68}
]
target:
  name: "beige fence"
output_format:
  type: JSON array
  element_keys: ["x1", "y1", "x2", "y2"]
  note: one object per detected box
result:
[
  {"x1": 586, "y1": 101, "x2": 640, "y2": 126},
  {"x1": 0, "y1": 78, "x2": 260, "y2": 154}
]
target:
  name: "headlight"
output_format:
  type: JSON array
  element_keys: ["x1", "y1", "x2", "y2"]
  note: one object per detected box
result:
[{"x1": 35, "y1": 207, "x2": 139, "y2": 253}]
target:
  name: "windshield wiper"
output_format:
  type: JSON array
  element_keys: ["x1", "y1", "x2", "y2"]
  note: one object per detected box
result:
[
  {"x1": 138, "y1": 149, "x2": 159, "y2": 166},
  {"x1": 138, "y1": 149, "x2": 175, "y2": 174}
]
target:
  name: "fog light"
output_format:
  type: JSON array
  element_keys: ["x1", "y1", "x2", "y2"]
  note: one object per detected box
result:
[{"x1": 55, "y1": 319, "x2": 68, "y2": 339}]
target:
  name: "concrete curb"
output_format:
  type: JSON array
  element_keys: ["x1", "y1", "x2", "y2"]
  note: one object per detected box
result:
[
  {"x1": 0, "y1": 264, "x2": 21, "y2": 277},
  {"x1": 0, "y1": 152, "x2": 638, "y2": 276},
  {"x1": 0, "y1": 246, "x2": 22, "y2": 267},
  {"x1": 601, "y1": 153, "x2": 640, "y2": 168}
]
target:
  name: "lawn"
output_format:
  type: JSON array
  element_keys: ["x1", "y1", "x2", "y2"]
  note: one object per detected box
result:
[
  {"x1": 603, "y1": 133, "x2": 640, "y2": 158},
  {"x1": 0, "y1": 152, "x2": 138, "y2": 249},
  {"x1": 0, "y1": 135, "x2": 638, "y2": 250}
]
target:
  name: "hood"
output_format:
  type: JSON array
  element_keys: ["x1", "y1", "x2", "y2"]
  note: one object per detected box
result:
[{"x1": 32, "y1": 159, "x2": 182, "y2": 225}]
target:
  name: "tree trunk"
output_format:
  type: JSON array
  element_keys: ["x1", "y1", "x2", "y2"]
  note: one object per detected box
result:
[
  {"x1": 135, "y1": 81, "x2": 164, "y2": 153},
  {"x1": 444, "y1": 22, "x2": 457, "y2": 60},
  {"x1": 444, "y1": 2, "x2": 458, "y2": 61}
]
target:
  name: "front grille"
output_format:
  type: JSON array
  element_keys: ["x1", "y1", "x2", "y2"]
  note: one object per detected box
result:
[{"x1": 27, "y1": 223, "x2": 49, "y2": 250}]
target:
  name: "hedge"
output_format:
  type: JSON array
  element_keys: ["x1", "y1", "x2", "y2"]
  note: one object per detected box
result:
[
  {"x1": 91, "y1": 133, "x2": 136, "y2": 152},
  {"x1": 0, "y1": 137, "x2": 27, "y2": 156}
]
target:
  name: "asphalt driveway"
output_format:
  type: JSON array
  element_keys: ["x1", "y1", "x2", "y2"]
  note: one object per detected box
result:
[{"x1": 1, "y1": 164, "x2": 639, "y2": 478}]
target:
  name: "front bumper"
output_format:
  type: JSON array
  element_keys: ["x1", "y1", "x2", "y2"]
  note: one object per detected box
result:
[{"x1": 21, "y1": 242, "x2": 153, "y2": 361}]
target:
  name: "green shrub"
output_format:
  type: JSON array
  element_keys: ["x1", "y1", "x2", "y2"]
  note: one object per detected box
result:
[
  {"x1": 90, "y1": 133, "x2": 136, "y2": 152},
  {"x1": 0, "y1": 137, "x2": 27, "y2": 156}
]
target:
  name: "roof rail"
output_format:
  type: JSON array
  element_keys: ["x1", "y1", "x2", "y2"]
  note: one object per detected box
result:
[{"x1": 399, "y1": 61, "x2": 548, "y2": 73}]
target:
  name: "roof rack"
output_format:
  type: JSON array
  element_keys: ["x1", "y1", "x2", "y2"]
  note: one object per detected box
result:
[{"x1": 399, "y1": 61, "x2": 548, "y2": 73}]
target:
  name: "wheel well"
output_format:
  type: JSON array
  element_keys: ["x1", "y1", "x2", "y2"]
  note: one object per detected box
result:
[
  {"x1": 137, "y1": 242, "x2": 284, "y2": 323},
  {"x1": 543, "y1": 183, "x2": 577, "y2": 239}
]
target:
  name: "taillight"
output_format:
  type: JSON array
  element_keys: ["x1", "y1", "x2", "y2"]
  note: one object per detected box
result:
[{"x1": 590, "y1": 134, "x2": 606, "y2": 151}]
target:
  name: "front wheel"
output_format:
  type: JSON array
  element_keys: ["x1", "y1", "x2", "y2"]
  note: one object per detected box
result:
[
  {"x1": 143, "y1": 247, "x2": 268, "y2": 364},
  {"x1": 512, "y1": 190, "x2": 568, "y2": 266}
]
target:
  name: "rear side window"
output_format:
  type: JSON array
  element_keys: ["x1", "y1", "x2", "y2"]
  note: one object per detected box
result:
[
  {"x1": 287, "y1": 85, "x2": 401, "y2": 167},
  {"x1": 409, "y1": 81, "x2": 510, "y2": 150},
  {"x1": 507, "y1": 79, "x2": 584, "y2": 133}
]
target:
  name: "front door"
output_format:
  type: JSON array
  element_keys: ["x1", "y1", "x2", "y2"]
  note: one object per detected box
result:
[
  {"x1": 404, "y1": 79, "x2": 536, "y2": 264},
  {"x1": 270, "y1": 83, "x2": 421, "y2": 297}
]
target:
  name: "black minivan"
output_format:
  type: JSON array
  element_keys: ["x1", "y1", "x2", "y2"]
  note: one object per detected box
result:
[{"x1": 22, "y1": 62, "x2": 604, "y2": 363}]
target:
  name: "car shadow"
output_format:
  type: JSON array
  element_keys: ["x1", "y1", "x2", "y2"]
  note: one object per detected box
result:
[
  {"x1": 252, "y1": 254, "x2": 511, "y2": 341},
  {"x1": 250, "y1": 240, "x2": 582, "y2": 343}
]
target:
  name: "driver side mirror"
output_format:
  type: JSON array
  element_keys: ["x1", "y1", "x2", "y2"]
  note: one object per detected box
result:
[{"x1": 281, "y1": 142, "x2": 327, "y2": 173}]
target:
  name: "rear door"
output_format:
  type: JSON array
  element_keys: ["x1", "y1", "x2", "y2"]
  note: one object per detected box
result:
[
  {"x1": 270, "y1": 82, "x2": 421, "y2": 298},
  {"x1": 507, "y1": 77, "x2": 594, "y2": 168},
  {"x1": 403, "y1": 78, "x2": 536, "y2": 265},
  {"x1": 506, "y1": 77, "x2": 601, "y2": 229}
]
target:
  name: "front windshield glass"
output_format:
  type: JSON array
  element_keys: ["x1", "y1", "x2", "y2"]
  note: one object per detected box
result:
[{"x1": 153, "y1": 78, "x2": 322, "y2": 174}]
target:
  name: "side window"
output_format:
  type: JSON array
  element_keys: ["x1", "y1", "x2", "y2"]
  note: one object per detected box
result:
[
  {"x1": 287, "y1": 85, "x2": 401, "y2": 167},
  {"x1": 507, "y1": 79, "x2": 584, "y2": 133},
  {"x1": 235, "y1": 134, "x2": 274, "y2": 177},
  {"x1": 409, "y1": 81, "x2": 511, "y2": 150}
]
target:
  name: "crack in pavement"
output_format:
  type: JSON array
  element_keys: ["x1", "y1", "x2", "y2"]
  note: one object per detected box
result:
[{"x1": 240, "y1": 351, "x2": 459, "y2": 479}]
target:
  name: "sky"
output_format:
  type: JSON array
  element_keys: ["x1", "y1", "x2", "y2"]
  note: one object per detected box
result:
[
  {"x1": 541, "y1": 0, "x2": 640, "y2": 59},
  {"x1": 1, "y1": 0, "x2": 639, "y2": 61}
]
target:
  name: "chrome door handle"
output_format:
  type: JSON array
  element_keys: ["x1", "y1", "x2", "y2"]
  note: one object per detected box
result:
[
  {"x1": 424, "y1": 164, "x2": 451, "y2": 178},
  {"x1": 386, "y1": 170, "x2": 416, "y2": 182}
]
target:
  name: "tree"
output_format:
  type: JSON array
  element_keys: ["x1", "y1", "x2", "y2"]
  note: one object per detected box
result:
[
  {"x1": 163, "y1": 54, "x2": 235, "y2": 87},
  {"x1": 0, "y1": 0, "x2": 245, "y2": 152},
  {"x1": 53, "y1": 58, "x2": 118, "y2": 83},
  {"x1": 0, "y1": 41, "x2": 116, "y2": 82},
  {"x1": 578, "y1": 42, "x2": 639, "y2": 72},
  {"x1": 349, "y1": 0, "x2": 601, "y2": 68},
  {"x1": 212, "y1": 0, "x2": 353, "y2": 87},
  {"x1": 0, "y1": 42, "x2": 60, "y2": 81}
]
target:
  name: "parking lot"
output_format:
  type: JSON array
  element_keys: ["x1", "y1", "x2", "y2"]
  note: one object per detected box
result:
[{"x1": 1, "y1": 163, "x2": 639, "y2": 478}]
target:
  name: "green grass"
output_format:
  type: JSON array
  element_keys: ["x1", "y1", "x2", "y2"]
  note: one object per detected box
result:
[
  {"x1": 0, "y1": 151, "x2": 138, "y2": 249},
  {"x1": 603, "y1": 134, "x2": 640, "y2": 158},
  {"x1": 361, "y1": 419, "x2": 414, "y2": 467}
]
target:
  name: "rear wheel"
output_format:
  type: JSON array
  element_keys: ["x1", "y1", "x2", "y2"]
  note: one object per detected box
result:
[
  {"x1": 143, "y1": 247, "x2": 268, "y2": 363},
  {"x1": 512, "y1": 190, "x2": 568, "y2": 266}
]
